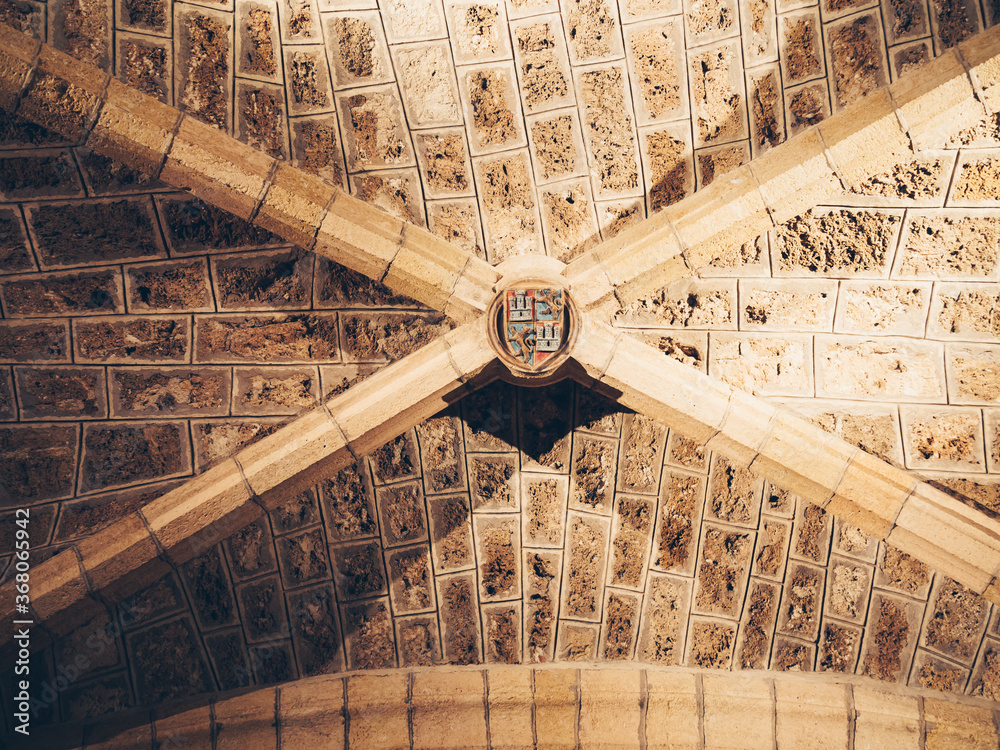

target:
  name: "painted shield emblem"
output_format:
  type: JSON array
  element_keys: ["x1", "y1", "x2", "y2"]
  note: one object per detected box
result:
[{"x1": 502, "y1": 288, "x2": 567, "y2": 370}]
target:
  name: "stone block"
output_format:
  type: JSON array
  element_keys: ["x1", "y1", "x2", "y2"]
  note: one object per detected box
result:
[
  {"x1": 341, "y1": 597, "x2": 395, "y2": 670},
  {"x1": 396, "y1": 614, "x2": 442, "y2": 666},
  {"x1": 0, "y1": 148, "x2": 84, "y2": 200},
  {"x1": 380, "y1": 0, "x2": 447, "y2": 42},
  {"x1": 163, "y1": 115, "x2": 273, "y2": 222},
  {"x1": 776, "y1": 562, "x2": 826, "y2": 642},
  {"x1": 534, "y1": 668, "x2": 578, "y2": 748},
  {"x1": 831, "y1": 515, "x2": 879, "y2": 563},
  {"x1": 195, "y1": 312, "x2": 339, "y2": 364},
  {"x1": 826, "y1": 451, "x2": 916, "y2": 538},
  {"x1": 741, "y1": 278, "x2": 838, "y2": 332},
  {"x1": 645, "y1": 671, "x2": 699, "y2": 749},
  {"x1": 89, "y1": 78, "x2": 178, "y2": 176},
  {"x1": 853, "y1": 687, "x2": 921, "y2": 749},
  {"x1": 558, "y1": 622, "x2": 598, "y2": 664},
  {"x1": 900, "y1": 405, "x2": 987, "y2": 473},
  {"x1": 575, "y1": 62, "x2": 643, "y2": 199},
  {"x1": 411, "y1": 670, "x2": 488, "y2": 748},
  {"x1": 0, "y1": 23, "x2": 39, "y2": 111},
  {"x1": 599, "y1": 589, "x2": 641, "y2": 659},
  {"x1": 824, "y1": 12, "x2": 888, "y2": 113},
  {"x1": 561, "y1": 512, "x2": 610, "y2": 622},
  {"x1": 473, "y1": 513, "x2": 520, "y2": 602},
  {"x1": 774, "y1": 680, "x2": 848, "y2": 749},
  {"x1": 639, "y1": 122, "x2": 694, "y2": 212},
  {"x1": 709, "y1": 332, "x2": 813, "y2": 396},
  {"x1": 154, "y1": 705, "x2": 211, "y2": 749},
  {"x1": 891, "y1": 48, "x2": 983, "y2": 151},
  {"x1": 125, "y1": 258, "x2": 214, "y2": 314},
  {"x1": 280, "y1": 676, "x2": 346, "y2": 747},
  {"x1": 283, "y1": 45, "x2": 333, "y2": 116},
  {"x1": 77, "y1": 512, "x2": 169, "y2": 601},
  {"x1": 347, "y1": 673, "x2": 409, "y2": 749},
  {"x1": 818, "y1": 88, "x2": 912, "y2": 190},
  {"x1": 17, "y1": 44, "x2": 105, "y2": 140},
  {"x1": 778, "y1": 8, "x2": 824, "y2": 86},
  {"x1": 928, "y1": 282, "x2": 1000, "y2": 340},
  {"x1": 173, "y1": 5, "x2": 232, "y2": 130},
  {"x1": 486, "y1": 669, "x2": 534, "y2": 747},
  {"x1": 814, "y1": 335, "x2": 946, "y2": 403},
  {"x1": 139, "y1": 459, "x2": 260, "y2": 565},
  {"x1": 578, "y1": 669, "x2": 643, "y2": 746},
  {"x1": 510, "y1": 15, "x2": 575, "y2": 113},
  {"x1": 315, "y1": 189, "x2": 404, "y2": 280},
  {"x1": 923, "y1": 698, "x2": 998, "y2": 749},
  {"x1": 482, "y1": 600, "x2": 521, "y2": 663},
  {"x1": 336, "y1": 83, "x2": 415, "y2": 171},
  {"x1": 651, "y1": 469, "x2": 706, "y2": 575},
  {"x1": 289, "y1": 113, "x2": 347, "y2": 189},
  {"x1": 18, "y1": 367, "x2": 108, "y2": 420},
  {"x1": 80, "y1": 420, "x2": 191, "y2": 494},
  {"x1": 562, "y1": 0, "x2": 624, "y2": 64},
  {"x1": 445, "y1": 1, "x2": 511, "y2": 63},
  {"x1": 1, "y1": 267, "x2": 122, "y2": 319},
  {"x1": 693, "y1": 522, "x2": 755, "y2": 618},
  {"x1": 109, "y1": 367, "x2": 229, "y2": 418},
  {"x1": 214, "y1": 688, "x2": 277, "y2": 750},
  {"x1": 892, "y1": 210, "x2": 1000, "y2": 281},
  {"x1": 751, "y1": 129, "x2": 840, "y2": 224},
  {"x1": 413, "y1": 128, "x2": 476, "y2": 200},
  {"x1": 702, "y1": 674, "x2": 774, "y2": 748},
  {"x1": 114, "y1": 32, "x2": 171, "y2": 106},
  {"x1": 833, "y1": 280, "x2": 931, "y2": 337},
  {"x1": 0, "y1": 319, "x2": 69, "y2": 363},
  {"x1": 235, "y1": 81, "x2": 288, "y2": 159},
  {"x1": 234, "y1": 0, "x2": 280, "y2": 83},
  {"x1": 624, "y1": 18, "x2": 688, "y2": 125},
  {"x1": 694, "y1": 141, "x2": 750, "y2": 193},
  {"x1": 27, "y1": 196, "x2": 165, "y2": 269},
  {"x1": 473, "y1": 149, "x2": 544, "y2": 261},
  {"x1": 784, "y1": 79, "x2": 831, "y2": 137}
]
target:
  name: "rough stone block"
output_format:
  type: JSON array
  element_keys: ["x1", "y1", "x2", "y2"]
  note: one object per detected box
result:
[
  {"x1": 173, "y1": 5, "x2": 232, "y2": 130},
  {"x1": 473, "y1": 149, "x2": 544, "y2": 261},
  {"x1": 27, "y1": 197, "x2": 165, "y2": 269},
  {"x1": 739, "y1": 278, "x2": 837, "y2": 332},
  {"x1": 0, "y1": 148, "x2": 84, "y2": 200},
  {"x1": 124, "y1": 258, "x2": 213, "y2": 314},
  {"x1": 833, "y1": 281, "x2": 931, "y2": 337},
  {"x1": 234, "y1": 0, "x2": 280, "y2": 83},
  {"x1": 380, "y1": 0, "x2": 447, "y2": 42},
  {"x1": 0, "y1": 423, "x2": 77, "y2": 506},
  {"x1": 0, "y1": 23, "x2": 39, "y2": 111},
  {"x1": 80, "y1": 420, "x2": 191, "y2": 494},
  {"x1": 709, "y1": 332, "x2": 813, "y2": 396},
  {"x1": 624, "y1": 18, "x2": 688, "y2": 125},
  {"x1": 900, "y1": 406, "x2": 986, "y2": 473},
  {"x1": 1, "y1": 267, "x2": 122, "y2": 318},
  {"x1": 651, "y1": 469, "x2": 705, "y2": 576},
  {"x1": 0, "y1": 319, "x2": 69, "y2": 363},
  {"x1": 814, "y1": 335, "x2": 946, "y2": 403},
  {"x1": 893, "y1": 210, "x2": 1000, "y2": 281},
  {"x1": 575, "y1": 62, "x2": 643, "y2": 199},
  {"x1": 928, "y1": 282, "x2": 1000, "y2": 340},
  {"x1": 109, "y1": 366, "x2": 228, "y2": 418},
  {"x1": 115, "y1": 32, "x2": 172, "y2": 107},
  {"x1": 283, "y1": 45, "x2": 332, "y2": 116},
  {"x1": 508, "y1": 16, "x2": 572, "y2": 117}
]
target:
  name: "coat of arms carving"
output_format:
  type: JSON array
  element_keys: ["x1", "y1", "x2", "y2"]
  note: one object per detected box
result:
[{"x1": 501, "y1": 288, "x2": 567, "y2": 370}]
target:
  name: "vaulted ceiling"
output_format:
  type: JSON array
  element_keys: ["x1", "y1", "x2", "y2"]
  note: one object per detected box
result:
[{"x1": 1, "y1": 0, "x2": 1000, "y2": 743}]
